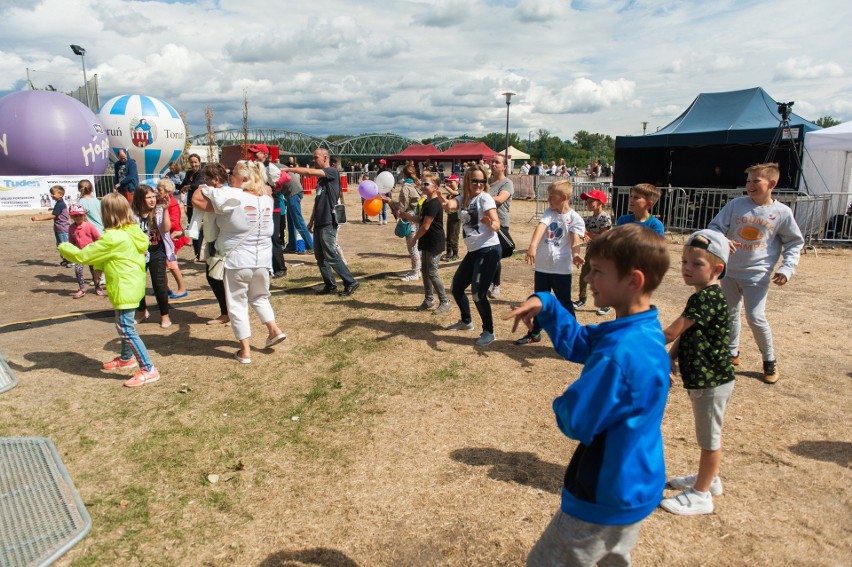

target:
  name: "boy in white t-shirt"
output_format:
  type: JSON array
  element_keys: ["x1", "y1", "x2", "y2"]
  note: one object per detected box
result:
[{"x1": 514, "y1": 180, "x2": 585, "y2": 345}]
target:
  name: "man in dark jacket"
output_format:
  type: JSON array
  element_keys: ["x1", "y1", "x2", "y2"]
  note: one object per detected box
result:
[{"x1": 113, "y1": 149, "x2": 138, "y2": 200}]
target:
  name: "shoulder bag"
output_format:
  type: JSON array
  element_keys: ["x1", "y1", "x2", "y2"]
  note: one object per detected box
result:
[{"x1": 497, "y1": 228, "x2": 515, "y2": 259}]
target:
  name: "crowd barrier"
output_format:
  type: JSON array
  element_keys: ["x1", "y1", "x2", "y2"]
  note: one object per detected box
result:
[{"x1": 608, "y1": 186, "x2": 852, "y2": 247}]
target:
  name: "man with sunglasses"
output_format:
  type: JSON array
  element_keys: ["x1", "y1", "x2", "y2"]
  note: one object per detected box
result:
[{"x1": 488, "y1": 154, "x2": 514, "y2": 299}]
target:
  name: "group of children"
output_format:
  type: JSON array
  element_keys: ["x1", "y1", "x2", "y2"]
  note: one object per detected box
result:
[
  {"x1": 32, "y1": 162, "x2": 804, "y2": 563},
  {"x1": 505, "y1": 162, "x2": 803, "y2": 565}
]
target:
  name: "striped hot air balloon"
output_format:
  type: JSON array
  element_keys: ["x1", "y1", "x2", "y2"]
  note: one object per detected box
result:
[{"x1": 98, "y1": 95, "x2": 186, "y2": 183}]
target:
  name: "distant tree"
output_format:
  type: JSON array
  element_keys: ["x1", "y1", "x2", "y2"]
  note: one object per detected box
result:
[{"x1": 815, "y1": 116, "x2": 841, "y2": 128}]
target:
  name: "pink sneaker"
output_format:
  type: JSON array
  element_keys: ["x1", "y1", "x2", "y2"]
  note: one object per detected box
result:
[
  {"x1": 103, "y1": 356, "x2": 138, "y2": 371},
  {"x1": 123, "y1": 367, "x2": 160, "y2": 388}
]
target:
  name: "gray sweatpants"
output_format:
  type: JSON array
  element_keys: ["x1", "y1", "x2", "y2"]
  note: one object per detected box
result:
[
  {"x1": 720, "y1": 276, "x2": 774, "y2": 361},
  {"x1": 527, "y1": 509, "x2": 642, "y2": 567}
]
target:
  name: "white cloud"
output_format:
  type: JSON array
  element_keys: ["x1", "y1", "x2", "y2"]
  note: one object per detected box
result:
[
  {"x1": 0, "y1": 0, "x2": 850, "y2": 141},
  {"x1": 774, "y1": 57, "x2": 844, "y2": 80}
]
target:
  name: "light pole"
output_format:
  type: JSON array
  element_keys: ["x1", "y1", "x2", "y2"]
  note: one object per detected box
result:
[
  {"x1": 501, "y1": 92, "x2": 515, "y2": 165},
  {"x1": 641, "y1": 121, "x2": 648, "y2": 135},
  {"x1": 528, "y1": 130, "x2": 533, "y2": 154},
  {"x1": 70, "y1": 44, "x2": 90, "y2": 109}
]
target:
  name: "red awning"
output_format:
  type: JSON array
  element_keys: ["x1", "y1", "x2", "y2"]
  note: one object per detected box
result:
[
  {"x1": 386, "y1": 144, "x2": 442, "y2": 162},
  {"x1": 438, "y1": 142, "x2": 497, "y2": 161}
]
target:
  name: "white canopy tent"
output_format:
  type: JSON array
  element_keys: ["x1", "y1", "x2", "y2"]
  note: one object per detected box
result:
[{"x1": 798, "y1": 121, "x2": 852, "y2": 236}]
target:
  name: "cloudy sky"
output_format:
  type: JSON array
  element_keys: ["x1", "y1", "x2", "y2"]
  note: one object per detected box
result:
[{"x1": 1, "y1": 0, "x2": 850, "y2": 143}]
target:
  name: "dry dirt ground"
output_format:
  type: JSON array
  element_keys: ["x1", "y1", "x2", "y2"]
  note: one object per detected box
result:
[{"x1": 0, "y1": 196, "x2": 850, "y2": 567}]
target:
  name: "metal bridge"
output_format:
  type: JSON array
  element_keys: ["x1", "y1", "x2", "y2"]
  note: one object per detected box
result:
[{"x1": 189, "y1": 129, "x2": 426, "y2": 158}]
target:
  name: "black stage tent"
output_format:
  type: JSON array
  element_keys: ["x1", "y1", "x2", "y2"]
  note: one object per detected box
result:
[{"x1": 614, "y1": 87, "x2": 820, "y2": 190}]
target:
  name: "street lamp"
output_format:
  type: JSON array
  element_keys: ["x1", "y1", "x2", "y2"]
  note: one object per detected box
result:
[
  {"x1": 641, "y1": 121, "x2": 649, "y2": 136},
  {"x1": 69, "y1": 44, "x2": 90, "y2": 109},
  {"x1": 501, "y1": 91, "x2": 516, "y2": 166}
]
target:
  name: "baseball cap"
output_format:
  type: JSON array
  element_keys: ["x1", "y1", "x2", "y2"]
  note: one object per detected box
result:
[
  {"x1": 446, "y1": 174, "x2": 460, "y2": 183},
  {"x1": 248, "y1": 144, "x2": 269, "y2": 154},
  {"x1": 379, "y1": 159, "x2": 387, "y2": 165},
  {"x1": 69, "y1": 204, "x2": 86, "y2": 216},
  {"x1": 685, "y1": 229, "x2": 730, "y2": 278},
  {"x1": 580, "y1": 189, "x2": 608, "y2": 205}
]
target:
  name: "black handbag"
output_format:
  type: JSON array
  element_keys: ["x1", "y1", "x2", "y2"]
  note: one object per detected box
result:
[
  {"x1": 323, "y1": 172, "x2": 347, "y2": 225},
  {"x1": 497, "y1": 229, "x2": 515, "y2": 259}
]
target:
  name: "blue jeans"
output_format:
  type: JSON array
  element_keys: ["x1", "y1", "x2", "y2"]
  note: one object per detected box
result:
[
  {"x1": 114, "y1": 309, "x2": 153, "y2": 371},
  {"x1": 451, "y1": 244, "x2": 501, "y2": 333},
  {"x1": 55, "y1": 231, "x2": 68, "y2": 261},
  {"x1": 531, "y1": 271, "x2": 574, "y2": 335},
  {"x1": 314, "y1": 225, "x2": 356, "y2": 288},
  {"x1": 286, "y1": 192, "x2": 314, "y2": 250}
]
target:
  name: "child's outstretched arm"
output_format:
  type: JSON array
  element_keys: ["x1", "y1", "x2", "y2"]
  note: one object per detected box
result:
[
  {"x1": 505, "y1": 293, "x2": 592, "y2": 362},
  {"x1": 524, "y1": 223, "x2": 547, "y2": 265},
  {"x1": 663, "y1": 316, "x2": 694, "y2": 344}
]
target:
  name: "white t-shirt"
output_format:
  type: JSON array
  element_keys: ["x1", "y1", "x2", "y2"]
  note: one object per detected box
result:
[
  {"x1": 535, "y1": 207, "x2": 585, "y2": 274},
  {"x1": 457, "y1": 192, "x2": 500, "y2": 252},
  {"x1": 204, "y1": 187, "x2": 274, "y2": 270}
]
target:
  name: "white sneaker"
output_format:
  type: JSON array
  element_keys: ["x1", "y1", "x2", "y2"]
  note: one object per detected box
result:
[
  {"x1": 596, "y1": 306, "x2": 611, "y2": 316},
  {"x1": 400, "y1": 272, "x2": 421, "y2": 282},
  {"x1": 660, "y1": 488, "x2": 714, "y2": 516},
  {"x1": 447, "y1": 320, "x2": 474, "y2": 331},
  {"x1": 487, "y1": 284, "x2": 500, "y2": 299},
  {"x1": 475, "y1": 331, "x2": 496, "y2": 346},
  {"x1": 667, "y1": 474, "x2": 723, "y2": 496}
]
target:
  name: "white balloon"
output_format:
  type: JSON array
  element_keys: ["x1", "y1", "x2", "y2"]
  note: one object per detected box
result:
[
  {"x1": 98, "y1": 95, "x2": 186, "y2": 180},
  {"x1": 375, "y1": 170, "x2": 396, "y2": 191}
]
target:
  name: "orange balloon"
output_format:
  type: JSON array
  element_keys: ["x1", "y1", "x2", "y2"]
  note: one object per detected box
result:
[{"x1": 363, "y1": 196, "x2": 383, "y2": 216}]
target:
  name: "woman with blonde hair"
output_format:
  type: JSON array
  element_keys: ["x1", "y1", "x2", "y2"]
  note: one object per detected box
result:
[
  {"x1": 440, "y1": 164, "x2": 501, "y2": 346},
  {"x1": 192, "y1": 160, "x2": 286, "y2": 363}
]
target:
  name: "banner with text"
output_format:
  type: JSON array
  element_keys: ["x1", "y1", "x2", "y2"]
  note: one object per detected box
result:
[{"x1": 0, "y1": 176, "x2": 90, "y2": 211}]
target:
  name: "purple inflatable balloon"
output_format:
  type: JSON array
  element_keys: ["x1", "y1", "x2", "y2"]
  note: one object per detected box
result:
[
  {"x1": 358, "y1": 179, "x2": 379, "y2": 200},
  {"x1": 0, "y1": 90, "x2": 110, "y2": 176}
]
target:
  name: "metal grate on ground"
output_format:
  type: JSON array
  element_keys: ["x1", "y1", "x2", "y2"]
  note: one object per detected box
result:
[
  {"x1": 0, "y1": 355, "x2": 16, "y2": 395},
  {"x1": 0, "y1": 438, "x2": 91, "y2": 567}
]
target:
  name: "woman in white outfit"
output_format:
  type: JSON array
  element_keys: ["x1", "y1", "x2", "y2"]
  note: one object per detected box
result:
[{"x1": 192, "y1": 160, "x2": 286, "y2": 363}]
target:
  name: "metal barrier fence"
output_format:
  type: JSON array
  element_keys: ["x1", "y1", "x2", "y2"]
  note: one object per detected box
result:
[{"x1": 608, "y1": 186, "x2": 852, "y2": 247}]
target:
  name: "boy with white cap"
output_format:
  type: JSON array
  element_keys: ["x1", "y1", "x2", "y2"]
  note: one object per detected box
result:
[{"x1": 661, "y1": 229, "x2": 735, "y2": 515}]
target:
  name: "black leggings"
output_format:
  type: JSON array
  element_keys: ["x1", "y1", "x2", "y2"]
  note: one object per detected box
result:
[
  {"x1": 138, "y1": 255, "x2": 169, "y2": 316},
  {"x1": 451, "y1": 244, "x2": 501, "y2": 333},
  {"x1": 492, "y1": 226, "x2": 511, "y2": 286},
  {"x1": 205, "y1": 243, "x2": 228, "y2": 316}
]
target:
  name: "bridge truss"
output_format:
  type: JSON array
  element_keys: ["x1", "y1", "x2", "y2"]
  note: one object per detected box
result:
[{"x1": 189, "y1": 129, "x2": 422, "y2": 158}]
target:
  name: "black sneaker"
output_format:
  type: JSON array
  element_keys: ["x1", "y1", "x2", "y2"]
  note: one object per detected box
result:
[
  {"x1": 763, "y1": 360, "x2": 779, "y2": 384},
  {"x1": 272, "y1": 269, "x2": 287, "y2": 278},
  {"x1": 573, "y1": 299, "x2": 585, "y2": 308},
  {"x1": 339, "y1": 281, "x2": 360, "y2": 296},
  {"x1": 514, "y1": 332, "x2": 541, "y2": 345},
  {"x1": 315, "y1": 285, "x2": 338, "y2": 295}
]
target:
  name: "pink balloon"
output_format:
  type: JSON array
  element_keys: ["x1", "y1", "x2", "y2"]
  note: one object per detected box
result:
[{"x1": 358, "y1": 179, "x2": 379, "y2": 200}]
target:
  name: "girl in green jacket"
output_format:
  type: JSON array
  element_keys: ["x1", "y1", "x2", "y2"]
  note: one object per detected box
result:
[{"x1": 59, "y1": 193, "x2": 160, "y2": 388}]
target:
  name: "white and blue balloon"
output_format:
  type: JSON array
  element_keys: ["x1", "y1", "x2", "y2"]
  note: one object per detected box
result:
[{"x1": 98, "y1": 95, "x2": 186, "y2": 184}]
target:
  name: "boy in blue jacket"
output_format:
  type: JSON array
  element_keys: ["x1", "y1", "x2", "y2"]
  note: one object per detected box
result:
[{"x1": 506, "y1": 223, "x2": 671, "y2": 566}]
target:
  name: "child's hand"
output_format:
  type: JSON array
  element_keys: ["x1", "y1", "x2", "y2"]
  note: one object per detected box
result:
[
  {"x1": 524, "y1": 250, "x2": 536, "y2": 265},
  {"x1": 772, "y1": 273, "x2": 788, "y2": 286},
  {"x1": 503, "y1": 296, "x2": 543, "y2": 333},
  {"x1": 572, "y1": 254, "x2": 584, "y2": 268}
]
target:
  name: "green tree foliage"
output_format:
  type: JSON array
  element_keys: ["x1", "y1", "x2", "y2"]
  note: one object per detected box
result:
[{"x1": 815, "y1": 116, "x2": 841, "y2": 128}]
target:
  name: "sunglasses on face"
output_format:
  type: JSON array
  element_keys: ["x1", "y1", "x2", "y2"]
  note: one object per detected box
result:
[
  {"x1": 470, "y1": 179, "x2": 486, "y2": 185},
  {"x1": 421, "y1": 182, "x2": 433, "y2": 187}
]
